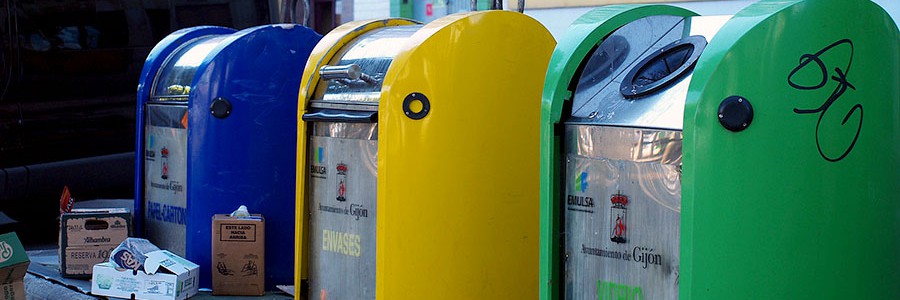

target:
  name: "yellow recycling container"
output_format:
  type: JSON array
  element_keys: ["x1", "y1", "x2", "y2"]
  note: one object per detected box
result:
[{"x1": 293, "y1": 11, "x2": 555, "y2": 300}]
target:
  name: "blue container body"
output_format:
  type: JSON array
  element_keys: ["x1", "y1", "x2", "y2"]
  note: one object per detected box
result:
[{"x1": 135, "y1": 24, "x2": 321, "y2": 290}]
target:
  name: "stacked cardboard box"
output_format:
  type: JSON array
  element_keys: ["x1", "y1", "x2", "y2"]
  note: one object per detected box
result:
[
  {"x1": 0, "y1": 232, "x2": 29, "y2": 300},
  {"x1": 59, "y1": 208, "x2": 131, "y2": 277}
]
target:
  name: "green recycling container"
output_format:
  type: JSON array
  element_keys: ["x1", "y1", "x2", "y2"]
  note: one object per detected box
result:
[{"x1": 538, "y1": 1, "x2": 900, "y2": 299}]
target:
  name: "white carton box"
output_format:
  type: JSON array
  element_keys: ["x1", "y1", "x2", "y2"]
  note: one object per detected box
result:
[{"x1": 91, "y1": 250, "x2": 199, "y2": 300}]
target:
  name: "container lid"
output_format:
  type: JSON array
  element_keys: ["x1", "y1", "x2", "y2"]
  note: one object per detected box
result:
[
  {"x1": 151, "y1": 35, "x2": 229, "y2": 101},
  {"x1": 313, "y1": 25, "x2": 423, "y2": 104},
  {"x1": 567, "y1": 15, "x2": 730, "y2": 130}
]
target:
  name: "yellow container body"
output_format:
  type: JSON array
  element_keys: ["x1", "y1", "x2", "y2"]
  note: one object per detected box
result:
[
  {"x1": 296, "y1": 11, "x2": 555, "y2": 299},
  {"x1": 294, "y1": 18, "x2": 417, "y2": 286}
]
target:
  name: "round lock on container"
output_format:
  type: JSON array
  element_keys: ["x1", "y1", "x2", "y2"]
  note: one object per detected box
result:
[
  {"x1": 210, "y1": 97, "x2": 232, "y2": 118},
  {"x1": 402, "y1": 92, "x2": 430, "y2": 119},
  {"x1": 717, "y1": 96, "x2": 753, "y2": 132}
]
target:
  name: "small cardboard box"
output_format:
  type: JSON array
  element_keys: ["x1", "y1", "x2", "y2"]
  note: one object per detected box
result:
[
  {"x1": 211, "y1": 214, "x2": 265, "y2": 296},
  {"x1": 59, "y1": 208, "x2": 131, "y2": 277},
  {"x1": 0, "y1": 232, "x2": 29, "y2": 300},
  {"x1": 91, "y1": 250, "x2": 199, "y2": 300}
]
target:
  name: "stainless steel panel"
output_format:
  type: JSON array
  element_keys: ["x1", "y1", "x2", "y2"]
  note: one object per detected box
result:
[
  {"x1": 307, "y1": 121, "x2": 378, "y2": 300},
  {"x1": 151, "y1": 36, "x2": 228, "y2": 100},
  {"x1": 311, "y1": 122, "x2": 379, "y2": 140},
  {"x1": 568, "y1": 125, "x2": 682, "y2": 166},
  {"x1": 143, "y1": 104, "x2": 189, "y2": 256},
  {"x1": 570, "y1": 15, "x2": 730, "y2": 130},
  {"x1": 564, "y1": 125, "x2": 681, "y2": 300},
  {"x1": 315, "y1": 25, "x2": 422, "y2": 103}
]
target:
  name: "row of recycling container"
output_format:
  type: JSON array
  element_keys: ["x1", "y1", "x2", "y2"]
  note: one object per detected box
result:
[{"x1": 131, "y1": 0, "x2": 900, "y2": 299}]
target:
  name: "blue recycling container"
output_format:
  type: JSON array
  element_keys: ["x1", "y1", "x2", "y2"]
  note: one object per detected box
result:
[{"x1": 134, "y1": 24, "x2": 321, "y2": 290}]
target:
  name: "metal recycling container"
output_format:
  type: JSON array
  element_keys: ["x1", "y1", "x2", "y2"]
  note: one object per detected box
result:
[
  {"x1": 134, "y1": 24, "x2": 321, "y2": 290},
  {"x1": 294, "y1": 11, "x2": 555, "y2": 299},
  {"x1": 538, "y1": 1, "x2": 900, "y2": 299}
]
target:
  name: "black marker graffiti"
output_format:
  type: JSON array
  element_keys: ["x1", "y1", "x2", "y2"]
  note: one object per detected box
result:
[{"x1": 787, "y1": 39, "x2": 861, "y2": 162}]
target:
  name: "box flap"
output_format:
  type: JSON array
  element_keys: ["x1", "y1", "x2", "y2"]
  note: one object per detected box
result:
[
  {"x1": 144, "y1": 250, "x2": 198, "y2": 276},
  {"x1": 70, "y1": 208, "x2": 129, "y2": 214},
  {"x1": 212, "y1": 214, "x2": 264, "y2": 221}
]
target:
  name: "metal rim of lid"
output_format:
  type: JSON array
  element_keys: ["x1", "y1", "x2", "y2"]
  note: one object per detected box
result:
[{"x1": 620, "y1": 35, "x2": 708, "y2": 99}]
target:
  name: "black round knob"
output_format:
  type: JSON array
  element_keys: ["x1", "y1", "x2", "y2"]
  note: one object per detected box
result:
[
  {"x1": 210, "y1": 97, "x2": 232, "y2": 119},
  {"x1": 718, "y1": 96, "x2": 753, "y2": 132},
  {"x1": 402, "y1": 92, "x2": 430, "y2": 120}
]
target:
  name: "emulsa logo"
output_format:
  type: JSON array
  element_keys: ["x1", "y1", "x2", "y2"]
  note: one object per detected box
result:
[
  {"x1": 566, "y1": 171, "x2": 594, "y2": 213},
  {"x1": 310, "y1": 146, "x2": 327, "y2": 179}
]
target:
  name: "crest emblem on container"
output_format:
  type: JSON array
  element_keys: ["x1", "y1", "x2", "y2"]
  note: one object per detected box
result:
[
  {"x1": 610, "y1": 193, "x2": 628, "y2": 244},
  {"x1": 160, "y1": 147, "x2": 169, "y2": 180},
  {"x1": 336, "y1": 163, "x2": 348, "y2": 202}
]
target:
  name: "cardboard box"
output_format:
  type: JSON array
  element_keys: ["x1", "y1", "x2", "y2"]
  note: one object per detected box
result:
[
  {"x1": 91, "y1": 250, "x2": 199, "y2": 300},
  {"x1": 211, "y1": 214, "x2": 265, "y2": 295},
  {"x1": 0, "y1": 232, "x2": 29, "y2": 300},
  {"x1": 59, "y1": 208, "x2": 131, "y2": 277},
  {"x1": 0, "y1": 282, "x2": 24, "y2": 300}
]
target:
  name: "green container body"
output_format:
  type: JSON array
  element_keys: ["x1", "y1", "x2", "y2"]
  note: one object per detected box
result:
[{"x1": 539, "y1": 1, "x2": 900, "y2": 299}]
